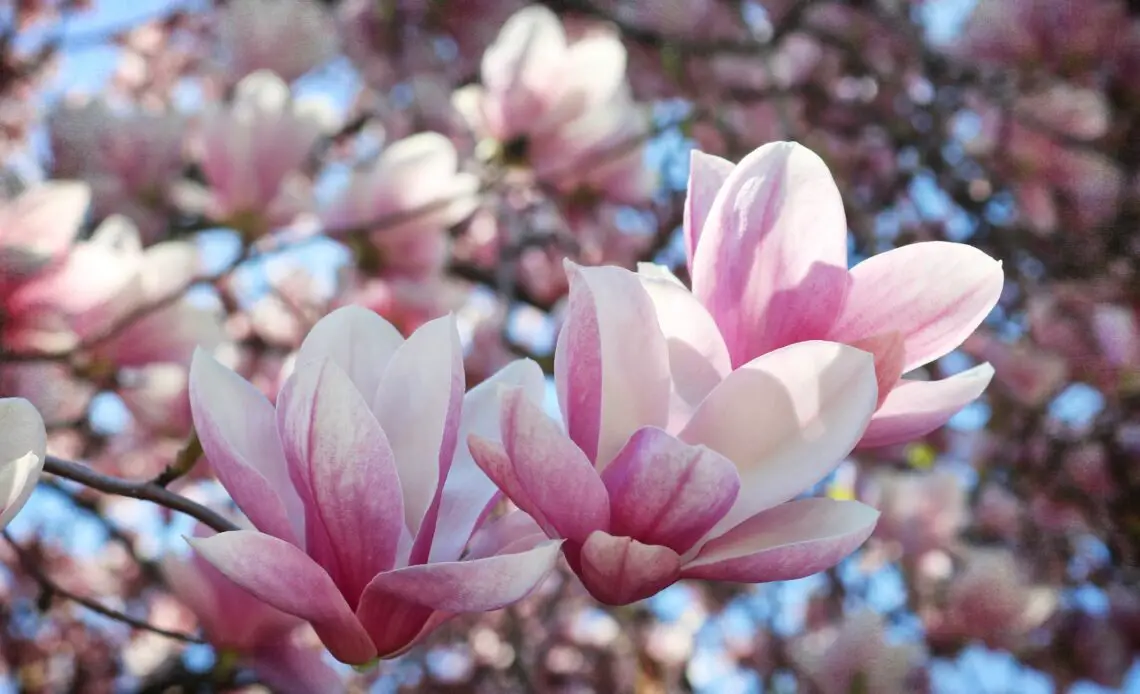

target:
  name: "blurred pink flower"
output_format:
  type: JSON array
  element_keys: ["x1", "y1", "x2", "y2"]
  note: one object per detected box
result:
[
  {"x1": 861, "y1": 470, "x2": 967, "y2": 556},
  {"x1": 164, "y1": 526, "x2": 344, "y2": 694},
  {"x1": 790, "y1": 611, "x2": 924, "y2": 694},
  {"x1": 187, "y1": 307, "x2": 561, "y2": 663},
  {"x1": 321, "y1": 133, "x2": 480, "y2": 278},
  {"x1": 683, "y1": 142, "x2": 1003, "y2": 448},
  {"x1": 178, "y1": 71, "x2": 331, "y2": 238},
  {"x1": 453, "y1": 6, "x2": 655, "y2": 203},
  {"x1": 48, "y1": 100, "x2": 185, "y2": 243},
  {"x1": 215, "y1": 0, "x2": 338, "y2": 84},
  {"x1": 469, "y1": 263, "x2": 881, "y2": 605},
  {"x1": 927, "y1": 548, "x2": 1056, "y2": 650},
  {"x1": 961, "y1": 332, "x2": 1068, "y2": 407},
  {"x1": 0, "y1": 181, "x2": 88, "y2": 278},
  {"x1": 0, "y1": 397, "x2": 46, "y2": 529}
]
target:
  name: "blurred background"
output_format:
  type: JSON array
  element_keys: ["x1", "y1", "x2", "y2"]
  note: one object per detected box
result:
[{"x1": 0, "y1": 0, "x2": 1139, "y2": 691}]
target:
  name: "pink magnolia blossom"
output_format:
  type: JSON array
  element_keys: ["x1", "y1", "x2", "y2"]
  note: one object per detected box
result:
[
  {"x1": 961, "y1": 332, "x2": 1068, "y2": 407},
  {"x1": 452, "y1": 6, "x2": 654, "y2": 203},
  {"x1": 860, "y1": 470, "x2": 967, "y2": 556},
  {"x1": 178, "y1": 71, "x2": 330, "y2": 237},
  {"x1": 186, "y1": 306, "x2": 562, "y2": 664},
  {"x1": 48, "y1": 99, "x2": 185, "y2": 243},
  {"x1": 683, "y1": 142, "x2": 1003, "y2": 448},
  {"x1": 468, "y1": 262, "x2": 881, "y2": 605},
  {"x1": 0, "y1": 397, "x2": 46, "y2": 529},
  {"x1": 164, "y1": 525, "x2": 344, "y2": 694},
  {"x1": 926, "y1": 548, "x2": 1057, "y2": 650},
  {"x1": 321, "y1": 133, "x2": 480, "y2": 278},
  {"x1": 215, "y1": 0, "x2": 339, "y2": 84},
  {"x1": 0, "y1": 181, "x2": 88, "y2": 278},
  {"x1": 789, "y1": 611, "x2": 924, "y2": 694}
]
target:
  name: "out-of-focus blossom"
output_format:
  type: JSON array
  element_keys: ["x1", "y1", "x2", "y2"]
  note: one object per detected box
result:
[
  {"x1": 48, "y1": 100, "x2": 185, "y2": 243},
  {"x1": 215, "y1": 0, "x2": 338, "y2": 84},
  {"x1": 333, "y1": 270, "x2": 469, "y2": 337},
  {"x1": 0, "y1": 398, "x2": 46, "y2": 529},
  {"x1": 187, "y1": 307, "x2": 561, "y2": 663},
  {"x1": 974, "y1": 483, "x2": 1022, "y2": 540},
  {"x1": 0, "y1": 181, "x2": 88, "y2": 277},
  {"x1": 861, "y1": 470, "x2": 967, "y2": 556},
  {"x1": 177, "y1": 71, "x2": 331, "y2": 238},
  {"x1": 321, "y1": 133, "x2": 480, "y2": 278},
  {"x1": 469, "y1": 262, "x2": 881, "y2": 605},
  {"x1": 453, "y1": 6, "x2": 655, "y2": 203},
  {"x1": 683, "y1": 142, "x2": 1003, "y2": 448},
  {"x1": 926, "y1": 549, "x2": 1057, "y2": 650},
  {"x1": 952, "y1": 0, "x2": 1126, "y2": 75},
  {"x1": 164, "y1": 525, "x2": 344, "y2": 694},
  {"x1": 789, "y1": 611, "x2": 924, "y2": 694},
  {"x1": 961, "y1": 332, "x2": 1068, "y2": 407}
]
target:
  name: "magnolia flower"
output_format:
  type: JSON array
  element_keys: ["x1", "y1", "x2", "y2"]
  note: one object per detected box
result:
[
  {"x1": 48, "y1": 100, "x2": 185, "y2": 243},
  {"x1": 164, "y1": 525, "x2": 344, "y2": 694},
  {"x1": 186, "y1": 306, "x2": 562, "y2": 664},
  {"x1": 860, "y1": 470, "x2": 967, "y2": 556},
  {"x1": 453, "y1": 6, "x2": 654, "y2": 203},
  {"x1": 684, "y1": 142, "x2": 1003, "y2": 447},
  {"x1": 0, "y1": 398, "x2": 46, "y2": 529},
  {"x1": 178, "y1": 71, "x2": 330, "y2": 237},
  {"x1": 0, "y1": 181, "x2": 88, "y2": 278},
  {"x1": 321, "y1": 133, "x2": 480, "y2": 278},
  {"x1": 469, "y1": 263, "x2": 881, "y2": 605},
  {"x1": 216, "y1": 0, "x2": 339, "y2": 84},
  {"x1": 789, "y1": 611, "x2": 924, "y2": 694}
]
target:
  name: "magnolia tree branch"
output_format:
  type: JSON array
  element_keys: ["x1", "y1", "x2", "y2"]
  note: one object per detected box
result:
[
  {"x1": 42, "y1": 456, "x2": 240, "y2": 533},
  {"x1": 3, "y1": 530, "x2": 205, "y2": 644}
]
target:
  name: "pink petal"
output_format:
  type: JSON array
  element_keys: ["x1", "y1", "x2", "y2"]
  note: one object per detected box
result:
[
  {"x1": 602, "y1": 427, "x2": 739, "y2": 554},
  {"x1": 294, "y1": 305, "x2": 404, "y2": 406},
  {"x1": 0, "y1": 398, "x2": 46, "y2": 528},
  {"x1": 432, "y1": 359, "x2": 546, "y2": 563},
  {"x1": 847, "y1": 331, "x2": 906, "y2": 408},
  {"x1": 578, "y1": 531, "x2": 682, "y2": 605},
  {"x1": 371, "y1": 314, "x2": 464, "y2": 546},
  {"x1": 682, "y1": 498, "x2": 879, "y2": 582},
  {"x1": 188, "y1": 531, "x2": 376, "y2": 665},
  {"x1": 636, "y1": 263, "x2": 732, "y2": 432},
  {"x1": 683, "y1": 150, "x2": 735, "y2": 263},
  {"x1": 857, "y1": 364, "x2": 994, "y2": 449},
  {"x1": 554, "y1": 262, "x2": 671, "y2": 467},
  {"x1": 690, "y1": 141, "x2": 850, "y2": 365},
  {"x1": 276, "y1": 359, "x2": 404, "y2": 603},
  {"x1": 189, "y1": 350, "x2": 302, "y2": 544},
  {"x1": 465, "y1": 511, "x2": 548, "y2": 561},
  {"x1": 359, "y1": 539, "x2": 561, "y2": 614},
  {"x1": 679, "y1": 341, "x2": 877, "y2": 542},
  {"x1": 469, "y1": 388, "x2": 609, "y2": 543},
  {"x1": 0, "y1": 181, "x2": 89, "y2": 269},
  {"x1": 353, "y1": 592, "x2": 445, "y2": 659},
  {"x1": 250, "y1": 638, "x2": 346, "y2": 694},
  {"x1": 828, "y1": 241, "x2": 1004, "y2": 372}
]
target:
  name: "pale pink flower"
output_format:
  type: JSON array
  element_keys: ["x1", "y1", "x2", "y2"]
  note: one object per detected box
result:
[
  {"x1": 178, "y1": 71, "x2": 330, "y2": 238},
  {"x1": 468, "y1": 262, "x2": 881, "y2": 605},
  {"x1": 332, "y1": 271, "x2": 469, "y2": 337},
  {"x1": 0, "y1": 181, "x2": 88, "y2": 278},
  {"x1": 453, "y1": 6, "x2": 654, "y2": 202},
  {"x1": 48, "y1": 100, "x2": 185, "y2": 243},
  {"x1": 321, "y1": 133, "x2": 480, "y2": 278},
  {"x1": 187, "y1": 307, "x2": 562, "y2": 663},
  {"x1": 683, "y1": 142, "x2": 1003, "y2": 448},
  {"x1": 861, "y1": 470, "x2": 967, "y2": 556},
  {"x1": 0, "y1": 398, "x2": 46, "y2": 529},
  {"x1": 927, "y1": 549, "x2": 1056, "y2": 650},
  {"x1": 960, "y1": 332, "x2": 1068, "y2": 407},
  {"x1": 164, "y1": 526, "x2": 344, "y2": 694},
  {"x1": 974, "y1": 484, "x2": 1022, "y2": 540},
  {"x1": 1092, "y1": 304, "x2": 1140, "y2": 369},
  {"x1": 215, "y1": 0, "x2": 339, "y2": 84},
  {"x1": 790, "y1": 611, "x2": 924, "y2": 694}
]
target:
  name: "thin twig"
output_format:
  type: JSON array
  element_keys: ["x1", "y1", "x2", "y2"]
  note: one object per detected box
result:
[
  {"x1": 42, "y1": 456, "x2": 240, "y2": 534},
  {"x1": 3, "y1": 530, "x2": 204, "y2": 644}
]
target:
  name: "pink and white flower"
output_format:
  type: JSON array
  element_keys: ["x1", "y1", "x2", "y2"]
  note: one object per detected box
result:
[{"x1": 186, "y1": 306, "x2": 562, "y2": 663}]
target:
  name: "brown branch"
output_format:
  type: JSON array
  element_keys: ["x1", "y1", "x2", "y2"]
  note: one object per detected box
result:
[
  {"x1": 42, "y1": 455, "x2": 240, "y2": 534},
  {"x1": 3, "y1": 530, "x2": 205, "y2": 644}
]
